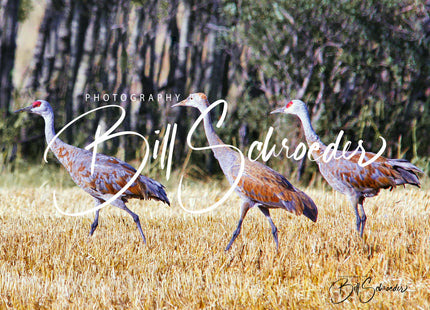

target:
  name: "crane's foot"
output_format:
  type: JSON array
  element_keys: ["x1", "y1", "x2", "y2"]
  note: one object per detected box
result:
[
  {"x1": 116, "y1": 201, "x2": 147, "y2": 244},
  {"x1": 272, "y1": 226, "x2": 279, "y2": 250},
  {"x1": 356, "y1": 215, "x2": 367, "y2": 238},
  {"x1": 132, "y1": 215, "x2": 147, "y2": 245},
  {"x1": 258, "y1": 206, "x2": 279, "y2": 250},
  {"x1": 89, "y1": 210, "x2": 100, "y2": 236},
  {"x1": 359, "y1": 215, "x2": 367, "y2": 238},
  {"x1": 89, "y1": 222, "x2": 98, "y2": 236},
  {"x1": 225, "y1": 229, "x2": 240, "y2": 251},
  {"x1": 356, "y1": 217, "x2": 361, "y2": 235},
  {"x1": 225, "y1": 201, "x2": 251, "y2": 251},
  {"x1": 225, "y1": 219, "x2": 243, "y2": 251}
]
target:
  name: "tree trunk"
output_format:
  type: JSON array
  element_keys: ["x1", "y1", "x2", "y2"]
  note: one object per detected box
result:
[{"x1": 0, "y1": 0, "x2": 20, "y2": 115}]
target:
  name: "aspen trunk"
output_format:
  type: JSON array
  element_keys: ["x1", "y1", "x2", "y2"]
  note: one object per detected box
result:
[
  {"x1": 17, "y1": 0, "x2": 235, "y2": 166},
  {"x1": 0, "y1": 0, "x2": 20, "y2": 114}
]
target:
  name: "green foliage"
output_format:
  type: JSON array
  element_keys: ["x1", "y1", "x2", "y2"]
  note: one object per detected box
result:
[
  {"x1": 222, "y1": 0, "x2": 429, "y2": 170},
  {"x1": 0, "y1": 111, "x2": 23, "y2": 169},
  {"x1": 7, "y1": 0, "x2": 430, "y2": 181},
  {"x1": 0, "y1": 160, "x2": 75, "y2": 189},
  {"x1": 17, "y1": 0, "x2": 33, "y2": 22}
]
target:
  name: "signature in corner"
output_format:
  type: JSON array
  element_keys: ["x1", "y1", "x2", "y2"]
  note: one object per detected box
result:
[{"x1": 329, "y1": 276, "x2": 409, "y2": 304}]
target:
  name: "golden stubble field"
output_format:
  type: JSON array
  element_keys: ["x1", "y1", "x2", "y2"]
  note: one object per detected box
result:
[{"x1": 0, "y1": 175, "x2": 429, "y2": 309}]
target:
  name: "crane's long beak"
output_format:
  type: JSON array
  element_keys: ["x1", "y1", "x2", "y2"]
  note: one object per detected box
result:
[
  {"x1": 270, "y1": 107, "x2": 285, "y2": 114},
  {"x1": 172, "y1": 99, "x2": 187, "y2": 108},
  {"x1": 14, "y1": 106, "x2": 32, "y2": 113}
]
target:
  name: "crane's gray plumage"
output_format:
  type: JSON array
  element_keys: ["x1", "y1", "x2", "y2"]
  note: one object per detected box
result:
[
  {"x1": 272, "y1": 99, "x2": 422, "y2": 237},
  {"x1": 174, "y1": 93, "x2": 317, "y2": 251},
  {"x1": 15, "y1": 100, "x2": 170, "y2": 243}
]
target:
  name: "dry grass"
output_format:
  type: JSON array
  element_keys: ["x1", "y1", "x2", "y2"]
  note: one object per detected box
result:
[{"x1": 0, "y1": 175, "x2": 429, "y2": 309}]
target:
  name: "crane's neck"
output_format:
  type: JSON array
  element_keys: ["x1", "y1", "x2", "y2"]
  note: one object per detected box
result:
[
  {"x1": 43, "y1": 111, "x2": 58, "y2": 145},
  {"x1": 200, "y1": 107, "x2": 224, "y2": 147},
  {"x1": 42, "y1": 111, "x2": 69, "y2": 160},
  {"x1": 296, "y1": 110, "x2": 326, "y2": 156},
  {"x1": 198, "y1": 105, "x2": 240, "y2": 183}
]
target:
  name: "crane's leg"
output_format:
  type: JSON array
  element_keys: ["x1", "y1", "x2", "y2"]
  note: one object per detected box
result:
[
  {"x1": 225, "y1": 201, "x2": 252, "y2": 251},
  {"x1": 358, "y1": 197, "x2": 366, "y2": 237},
  {"x1": 89, "y1": 198, "x2": 103, "y2": 236},
  {"x1": 349, "y1": 195, "x2": 367, "y2": 237},
  {"x1": 348, "y1": 195, "x2": 362, "y2": 236},
  {"x1": 257, "y1": 206, "x2": 278, "y2": 249},
  {"x1": 111, "y1": 199, "x2": 147, "y2": 244},
  {"x1": 354, "y1": 205, "x2": 361, "y2": 234},
  {"x1": 90, "y1": 209, "x2": 100, "y2": 236}
]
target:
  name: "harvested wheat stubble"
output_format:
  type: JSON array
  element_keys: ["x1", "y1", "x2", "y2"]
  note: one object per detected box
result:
[{"x1": 0, "y1": 183, "x2": 428, "y2": 309}]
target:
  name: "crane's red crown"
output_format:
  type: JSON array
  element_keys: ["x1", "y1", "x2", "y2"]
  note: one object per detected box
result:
[
  {"x1": 286, "y1": 101, "x2": 293, "y2": 109},
  {"x1": 32, "y1": 101, "x2": 42, "y2": 108},
  {"x1": 198, "y1": 93, "x2": 207, "y2": 100}
]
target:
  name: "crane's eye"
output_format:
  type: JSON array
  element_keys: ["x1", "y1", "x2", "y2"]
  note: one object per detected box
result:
[
  {"x1": 32, "y1": 101, "x2": 42, "y2": 108},
  {"x1": 286, "y1": 101, "x2": 293, "y2": 108}
]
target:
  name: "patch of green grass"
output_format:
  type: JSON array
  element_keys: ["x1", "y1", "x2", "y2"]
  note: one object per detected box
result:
[{"x1": 1, "y1": 161, "x2": 75, "y2": 189}]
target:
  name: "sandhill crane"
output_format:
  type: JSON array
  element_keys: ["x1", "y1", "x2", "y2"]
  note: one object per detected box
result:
[
  {"x1": 173, "y1": 93, "x2": 318, "y2": 251},
  {"x1": 15, "y1": 100, "x2": 170, "y2": 243},
  {"x1": 272, "y1": 99, "x2": 422, "y2": 237}
]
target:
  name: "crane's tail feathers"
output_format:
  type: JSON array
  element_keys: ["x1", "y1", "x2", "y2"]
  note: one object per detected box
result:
[
  {"x1": 140, "y1": 176, "x2": 170, "y2": 205},
  {"x1": 388, "y1": 159, "x2": 422, "y2": 188},
  {"x1": 297, "y1": 191, "x2": 318, "y2": 222}
]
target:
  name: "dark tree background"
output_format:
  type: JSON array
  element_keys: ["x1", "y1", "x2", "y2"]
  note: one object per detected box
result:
[{"x1": 1, "y1": 0, "x2": 429, "y2": 181}]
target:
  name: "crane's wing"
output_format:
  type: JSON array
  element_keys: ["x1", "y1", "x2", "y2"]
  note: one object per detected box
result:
[
  {"x1": 71, "y1": 151, "x2": 169, "y2": 204},
  {"x1": 321, "y1": 151, "x2": 421, "y2": 193},
  {"x1": 230, "y1": 159, "x2": 317, "y2": 221}
]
